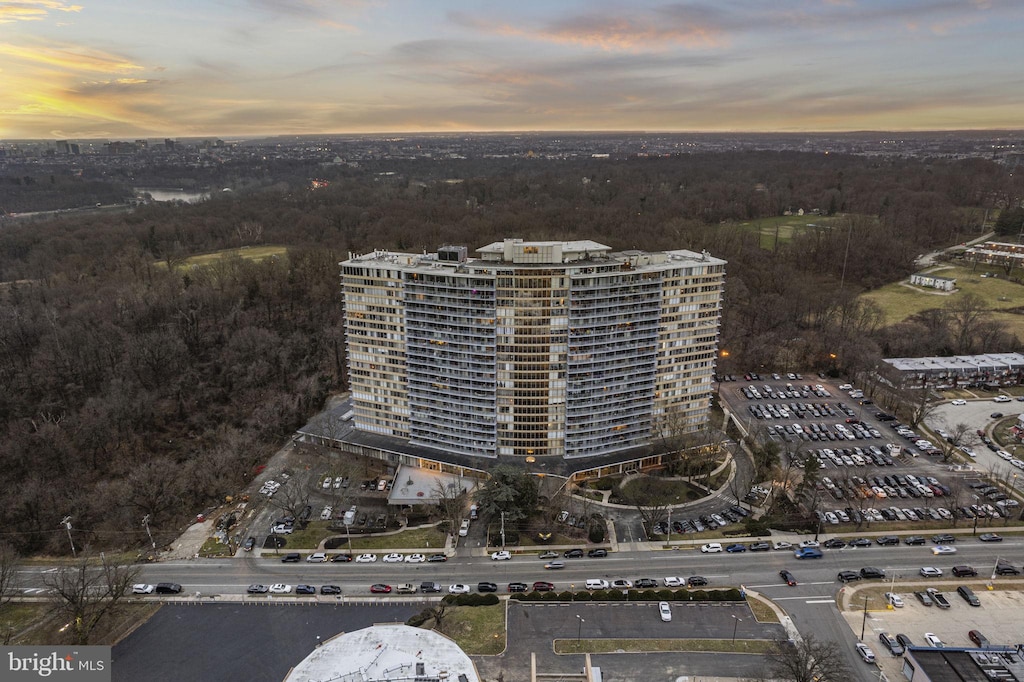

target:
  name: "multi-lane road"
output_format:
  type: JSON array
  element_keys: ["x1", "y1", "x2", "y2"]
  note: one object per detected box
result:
[{"x1": 19, "y1": 538, "x2": 1018, "y2": 603}]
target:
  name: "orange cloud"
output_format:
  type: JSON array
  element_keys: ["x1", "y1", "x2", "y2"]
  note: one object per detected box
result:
[
  {"x1": 0, "y1": 42, "x2": 143, "y2": 73},
  {"x1": 0, "y1": 1, "x2": 82, "y2": 24}
]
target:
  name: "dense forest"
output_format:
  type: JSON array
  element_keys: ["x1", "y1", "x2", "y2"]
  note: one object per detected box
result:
[{"x1": 0, "y1": 151, "x2": 1021, "y2": 555}]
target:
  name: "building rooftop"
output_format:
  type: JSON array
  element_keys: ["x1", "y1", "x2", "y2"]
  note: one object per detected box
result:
[
  {"x1": 883, "y1": 352, "x2": 1024, "y2": 373},
  {"x1": 284, "y1": 623, "x2": 479, "y2": 682},
  {"x1": 907, "y1": 647, "x2": 1024, "y2": 682}
]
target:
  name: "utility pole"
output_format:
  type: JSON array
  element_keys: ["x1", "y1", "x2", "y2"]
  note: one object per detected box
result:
[
  {"x1": 667, "y1": 508, "x2": 672, "y2": 549},
  {"x1": 142, "y1": 515, "x2": 156, "y2": 550},
  {"x1": 500, "y1": 511, "x2": 506, "y2": 549},
  {"x1": 860, "y1": 595, "x2": 869, "y2": 641},
  {"x1": 61, "y1": 516, "x2": 76, "y2": 558}
]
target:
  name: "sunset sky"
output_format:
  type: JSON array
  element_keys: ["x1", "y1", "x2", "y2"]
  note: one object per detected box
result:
[{"x1": 2, "y1": 0, "x2": 1023, "y2": 140}]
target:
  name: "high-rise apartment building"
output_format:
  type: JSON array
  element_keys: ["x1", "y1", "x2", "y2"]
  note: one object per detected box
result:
[{"x1": 341, "y1": 239, "x2": 725, "y2": 462}]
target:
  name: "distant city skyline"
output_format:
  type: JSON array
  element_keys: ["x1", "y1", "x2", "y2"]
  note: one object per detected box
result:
[{"x1": 2, "y1": 0, "x2": 1023, "y2": 140}]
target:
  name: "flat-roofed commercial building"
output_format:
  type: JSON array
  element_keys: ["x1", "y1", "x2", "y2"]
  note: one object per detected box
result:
[{"x1": 341, "y1": 239, "x2": 725, "y2": 463}]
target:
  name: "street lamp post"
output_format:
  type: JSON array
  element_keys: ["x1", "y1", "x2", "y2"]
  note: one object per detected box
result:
[
  {"x1": 731, "y1": 615, "x2": 741, "y2": 643},
  {"x1": 345, "y1": 523, "x2": 353, "y2": 557},
  {"x1": 972, "y1": 495, "x2": 980, "y2": 536},
  {"x1": 576, "y1": 615, "x2": 584, "y2": 644}
]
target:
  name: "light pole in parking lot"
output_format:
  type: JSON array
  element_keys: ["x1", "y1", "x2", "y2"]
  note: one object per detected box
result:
[
  {"x1": 576, "y1": 615, "x2": 584, "y2": 644},
  {"x1": 972, "y1": 494, "x2": 980, "y2": 535},
  {"x1": 860, "y1": 595, "x2": 869, "y2": 641},
  {"x1": 731, "y1": 615, "x2": 741, "y2": 643}
]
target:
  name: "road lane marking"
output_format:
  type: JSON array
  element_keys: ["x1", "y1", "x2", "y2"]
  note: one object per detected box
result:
[
  {"x1": 804, "y1": 599, "x2": 837, "y2": 604},
  {"x1": 772, "y1": 595, "x2": 834, "y2": 601}
]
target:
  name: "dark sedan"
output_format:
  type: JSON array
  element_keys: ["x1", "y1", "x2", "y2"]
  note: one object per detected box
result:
[
  {"x1": 823, "y1": 538, "x2": 846, "y2": 549},
  {"x1": 477, "y1": 582, "x2": 498, "y2": 593},
  {"x1": 563, "y1": 548, "x2": 584, "y2": 558},
  {"x1": 320, "y1": 585, "x2": 342, "y2": 595},
  {"x1": 837, "y1": 571, "x2": 861, "y2": 583},
  {"x1": 979, "y1": 533, "x2": 1003, "y2": 543},
  {"x1": 779, "y1": 570, "x2": 797, "y2": 586},
  {"x1": 725, "y1": 543, "x2": 747, "y2": 553},
  {"x1": 331, "y1": 554, "x2": 353, "y2": 563},
  {"x1": 687, "y1": 576, "x2": 708, "y2": 587},
  {"x1": 295, "y1": 585, "x2": 316, "y2": 595},
  {"x1": 427, "y1": 554, "x2": 448, "y2": 562},
  {"x1": 508, "y1": 582, "x2": 528, "y2": 593},
  {"x1": 247, "y1": 584, "x2": 269, "y2": 594},
  {"x1": 587, "y1": 549, "x2": 608, "y2": 558},
  {"x1": 848, "y1": 538, "x2": 872, "y2": 547},
  {"x1": 748, "y1": 542, "x2": 771, "y2": 552}
]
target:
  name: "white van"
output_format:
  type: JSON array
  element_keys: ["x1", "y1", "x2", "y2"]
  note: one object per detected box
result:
[{"x1": 586, "y1": 579, "x2": 609, "y2": 590}]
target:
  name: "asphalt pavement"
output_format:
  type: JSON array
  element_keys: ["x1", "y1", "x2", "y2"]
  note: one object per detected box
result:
[{"x1": 111, "y1": 603, "x2": 421, "y2": 682}]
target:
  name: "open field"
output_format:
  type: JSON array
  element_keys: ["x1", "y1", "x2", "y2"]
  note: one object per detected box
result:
[
  {"x1": 860, "y1": 264, "x2": 1024, "y2": 337},
  {"x1": 156, "y1": 245, "x2": 290, "y2": 269},
  {"x1": 734, "y1": 214, "x2": 846, "y2": 249}
]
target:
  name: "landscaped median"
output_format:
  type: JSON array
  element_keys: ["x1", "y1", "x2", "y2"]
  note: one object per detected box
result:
[{"x1": 554, "y1": 638, "x2": 775, "y2": 655}]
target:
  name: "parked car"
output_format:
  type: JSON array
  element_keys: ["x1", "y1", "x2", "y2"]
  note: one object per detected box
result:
[
  {"x1": 508, "y1": 582, "x2": 528, "y2": 593},
  {"x1": 155, "y1": 583, "x2": 182, "y2": 594},
  {"x1": 860, "y1": 567, "x2": 885, "y2": 579},
  {"x1": 395, "y1": 584, "x2": 418, "y2": 594},
  {"x1": 687, "y1": 576, "x2": 709, "y2": 587},
  {"x1": 659, "y1": 601, "x2": 672, "y2": 622},
  {"x1": 132, "y1": 584, "x2": 155, "y2": 594},
  {"x1": 448, "y1": 584, "x2": 471, "y2": 594},
  {"x1": 296, "y1": 585, "x2": 316, "y2": 595},
  {"x1": 879, "y1": 632, "x2": 904, "y2": 656},
  {"x1": 952, "y1": 565, "x2": 977, "y2": 577},
  {"x1": 924, "y1": 633, "x2": 944, "y2": 648},
  {"x1": 281, "y1": 553, "x2": 301, "y2": 563},
  {"x1": 700, "y1": 543, "x2": 723, "y2": 553},
  {"x1": 837, "y1": 571, "x2": 861, "y2": 583},
  {"x1": 247, "y1": 584, "x2": 269, "y2": 594},
  {"x1": 563, "y1": 549, "x2": 584, "y2": 558},
  {"x1": 979, "y1": 533, "x2": 1003, "y2": 543},
  {"x1": 306, "y1": 552, "x2": 328, "y2": 563},
  {"x1": 320, "y1": 585, "x2": 342, "y2": 595},
  {"x1": 957, "y1": 585, "x2": 981, "y2": 607},
  {"x1": 969, "y1": 630, "x2": 990, "y2": 648},
  {"x1": 477, "y1": 582, "x2": 498, "y2": 593},
  {"x1": 538, "y1": 551, "x2": 559, "y2": 559},
  {"x1": 532, "y1": 581, "x2": 555, "y2": 592},
  {"x1": 919, "y1": 567, "x2": 943, "y2": 577},
  {"x1": 491, "y1": 550, "x2": 512, "y2": 561},
  {"x1": 370, "y1": 584, "x2": 392, "y2": 594},
  {"x1": 914, "y1": 591, "x2": 933, "y2": 607},
  {"x1": 427, "y1": 554, "x2": 448, "y2": 562},
  {"x1": 587, "y1": 548, "x2": 608, "y2": 558},
  {"x1": 355, "y1": 554, "x2": 378, "y2": 563},
  {"x1": 242, "y1": 537, "x2": 255, "y2": 552},
  {"x1": 856, "y1": 643, "x2": 876, "y2": 663},
  {"x1": 884, "y1": 592, "x2": 904, "y2": 608}
]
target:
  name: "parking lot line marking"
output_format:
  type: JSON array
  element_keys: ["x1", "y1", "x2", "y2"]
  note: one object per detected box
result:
[{"x1": 772, "y1": 595, "x2": 834, "y2": 601}]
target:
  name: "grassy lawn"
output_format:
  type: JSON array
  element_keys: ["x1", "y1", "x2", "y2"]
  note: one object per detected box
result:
[
  {"x1": 155, "y1": 245, "x2": 290, "y2": 269},
  {"x1": 435, "y1": 604, "x2": 506, "y2": 655},
  {"x1": 618, "y1": 476, "x2": 707, "y2": 505},
  {"x1": 746, "y1": 595, "x2": 781, "y2": 623},
  {"x1": 554, "y1": 637, "x2": 774, "y2": 655},
  {"x1": 734, "y1": 215, "x2": 846, "y2": 250},
  {"x1": 198, "y1": 537, "x2": 234, "y2": 558},
  {"x1": 343, "y1": 526, "x2": 447, "y2": 551},
  {"x1": 859, "y1": 264, "x2": 1024, "y2": 336},
  {"x1": 2, "y1": 603, "x2": 162, "y2": 646}
]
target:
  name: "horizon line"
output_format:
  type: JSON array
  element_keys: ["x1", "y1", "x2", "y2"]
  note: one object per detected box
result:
[{"x1": 3, "y1": 127, "x2": 1024, "y2": 144}]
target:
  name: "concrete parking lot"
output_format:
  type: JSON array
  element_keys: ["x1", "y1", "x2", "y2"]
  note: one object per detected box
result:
[
  {"x1": 473, "y1": 600, "x2": 787, "y2": 682},
  {"x1": 841, "y1": 583, "x2": 1024, "y2": 680}
]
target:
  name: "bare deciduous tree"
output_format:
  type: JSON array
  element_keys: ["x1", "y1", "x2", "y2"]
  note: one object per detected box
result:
[
  {"x1": 766, "y1": 634, "x2": 851, "y2": 682},
  {"x1": 43, "y1": 554, "x2": 141, "y2": 645},
  {"x1": 0, "y1": 541, "x2": 20, "y2": 609}
]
